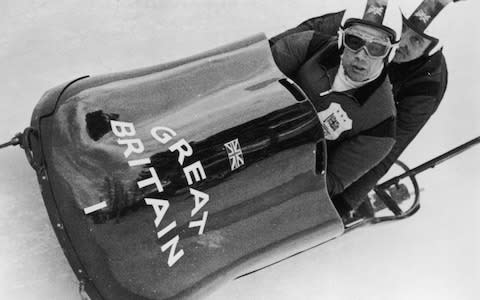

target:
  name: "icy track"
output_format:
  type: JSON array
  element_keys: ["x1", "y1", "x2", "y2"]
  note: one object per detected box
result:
[{"x1": 0, "y1": 1, "x2": 479, "y2": 299}]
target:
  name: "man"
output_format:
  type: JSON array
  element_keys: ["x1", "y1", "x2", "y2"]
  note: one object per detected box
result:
[
  {"x1": 271, "y1": 0, "x2": 461, "y2": 217},
  {"x1": 271, "y1": 0, "x2": 402, "y2": 197}
]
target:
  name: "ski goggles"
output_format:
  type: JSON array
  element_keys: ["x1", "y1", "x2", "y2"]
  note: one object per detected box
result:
[{"x1": 342, "y1": 30, "x2": 393, "y2": 58}]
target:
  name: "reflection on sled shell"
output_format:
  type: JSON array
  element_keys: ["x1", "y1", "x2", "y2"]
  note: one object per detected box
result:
[{"x1": 27, "y1": 33, "x2": 344, "y2": 300}]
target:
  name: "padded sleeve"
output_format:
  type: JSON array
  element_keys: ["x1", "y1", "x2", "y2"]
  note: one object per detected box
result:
[
  {"x1": 326, "y1": 117, "x2": 396, "y2": 196},
  {"x1": 341, "y1": 95, "x2": 441, "y2": 209},
  {"x1": 270, "y1": 31, "x2": 315, "y2": 77},
  {"x1": 269, "y1": 11, "x2": 344, "y2": 44}
]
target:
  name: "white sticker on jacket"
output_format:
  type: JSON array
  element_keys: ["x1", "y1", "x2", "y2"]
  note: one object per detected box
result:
[{"x1": 317, "y1": 102, "x2": 352, "y2": 140}]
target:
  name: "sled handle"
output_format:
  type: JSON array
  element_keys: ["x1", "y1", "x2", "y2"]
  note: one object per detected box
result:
[{"x1": 377, "y1": 136, "x2": 480, "y2": 190}]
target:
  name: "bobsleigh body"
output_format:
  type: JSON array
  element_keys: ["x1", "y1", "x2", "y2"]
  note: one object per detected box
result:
[{"x1": 27, "y1": 33, "x2": 344, "y2": 300}]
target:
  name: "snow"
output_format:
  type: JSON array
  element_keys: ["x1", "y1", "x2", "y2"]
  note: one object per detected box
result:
[{"x1": 0, "y1": 1, "x2": 478, "y2": 299}]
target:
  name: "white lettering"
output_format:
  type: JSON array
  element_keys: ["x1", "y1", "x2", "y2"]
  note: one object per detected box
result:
[
  {"x1": 128, "y1": 158, "x2": 151, "y2": 167},
  {"x1": 151, "y1": 126, "x2": 177, "y2": 144},
  {"x1": 118, "y1": 121, "x2": 213, "y2": 267},
  {"x1": 117, "y1": 138, "x2": 144, "y2": 158},
  {"x1": 161, "y1": 235, "x2": 184, "y2": 267},
  {"x1": 83, "y1": 201, "x2": 107, "y2": 215},
  {"x1": 137, "y1": 167, "x2": 164, "y2": 192},
  {"x1": 183, "y1": 161, "x2": 206, "y2": 185},
  {"x1": 169, "y1": 138, "x2": 193, "y2": 165},
  {"x1": 189, "y1": 211, "x2": 208, "y2": 235},
  {"x1": 110, "y1": 120, "x2": 136, "y2": 137},
  {"x1": 145, "y1": 198, "x2": 169, "y2": 227},
  {"x1": 157, "y1": 220, "x2": 177, "y2": 239},
  {"x1": 189, "y1": 188, "x2": 209, "y2": 217}
]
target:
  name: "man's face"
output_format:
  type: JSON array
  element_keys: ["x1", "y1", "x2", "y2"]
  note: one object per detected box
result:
[
  {"x1": 341, "y1": 24, "x2": 391, "y2": 82},
  {"x1": 392, "y1": 23, "x2": 433, "y2": 63}
]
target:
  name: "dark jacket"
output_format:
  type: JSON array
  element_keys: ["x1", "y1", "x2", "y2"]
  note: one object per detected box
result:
[
  {"x1": 270, "y1": 11, "x2": 345, "y2": 45},
  {"x1": 271, "y1": 31, "x2": 396, "y2": 196},
  {"x1": 271, "y1": 11, "x2": 448, "y2": 208}
]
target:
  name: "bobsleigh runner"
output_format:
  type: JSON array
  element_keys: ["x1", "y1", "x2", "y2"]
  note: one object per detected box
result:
[{"x1": 1, "y1": 33, "x2": 479, "y2": 300}]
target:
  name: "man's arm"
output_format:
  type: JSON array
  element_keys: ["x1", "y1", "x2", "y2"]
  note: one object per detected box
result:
[
  {"x1": 337, "y1": 74, "x2": 448, "y2": 210},
  {"x1": 270, "y1": 11, "x2": 345, "y2": 45},
  {"x1": 270, "y1": 31, "x2": 331, "y2": 77},
  {"x1": 336, "y1": 95, "x2": 438, "y2": 208},
  {"x1": 327, "y1": 117, "x2": 396, "y2": 196}
]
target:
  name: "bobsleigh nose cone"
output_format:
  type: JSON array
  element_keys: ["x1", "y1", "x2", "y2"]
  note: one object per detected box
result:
[{"x1": 28, "y1": 34, "x2": 343, "y2": 300}]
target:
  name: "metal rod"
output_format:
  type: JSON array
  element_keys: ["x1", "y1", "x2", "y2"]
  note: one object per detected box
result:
[{"x1": 377, "y1": 136, "x2": 480, "y2": 189}]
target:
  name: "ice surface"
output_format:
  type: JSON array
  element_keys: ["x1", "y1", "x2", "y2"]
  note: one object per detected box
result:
[{"x1": 0, "y1": 1, "x2": 478, "y2": 299}]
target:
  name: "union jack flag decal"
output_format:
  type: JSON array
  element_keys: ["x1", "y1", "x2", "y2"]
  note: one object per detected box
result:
[{"x1": 224, "y1": 138, "x2": 244, "y2": 171}]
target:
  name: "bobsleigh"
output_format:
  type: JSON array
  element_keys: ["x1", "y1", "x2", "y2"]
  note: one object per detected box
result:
[{"x1": 5, "y1": 33, "x2": 478, "y2": 300}]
